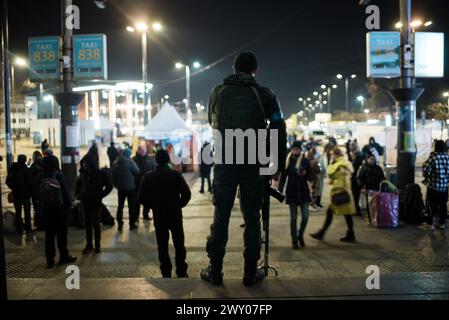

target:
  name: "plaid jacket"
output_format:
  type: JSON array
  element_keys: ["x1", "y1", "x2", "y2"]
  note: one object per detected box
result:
[{"x1": 423, "y1": 152, "x2": 449, "y2": 192}]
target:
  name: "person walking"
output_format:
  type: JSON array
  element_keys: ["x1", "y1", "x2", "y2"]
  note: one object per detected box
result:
[
  {"x1": 41, "y1": 139, "x2": 49, "y2": 153},
  {"x1": 200, "y1": 52, "x2": 287, "y2": 286},
  {"x1": 111, "y1": 148, "x2": 140, "y2": 231},
  {"x1": 133, "y1": 145, "x2": 155, "y2": 220},
  {"x1": 138, "y1": 149, "x2": 191, "y2": 278},
  {"x1": 199, "y1": 142, "x2": 213, "y2": 193},
  {"x1": 34, "y1": 155, "x2": 77, "y2": 268},
  {"x1": 307, "y1": 147, "x2": 326, "y2": 208},
  {"x1": 423, "y1": 140, "x2": 449, "y2": 230},
  {"x1": 76, "y1": 153, "x2": 113, "y2": 254},
  {"x1": 107, "y1": 141, "x2": 118, "y2": 167},
  {"x1": 311, "y1": 147, "x2": 356, "y2": 242},
  {"x1": 6, "y1": 155, "x2": 33, "y2": 234},
  {"x1": 279, "y1": 141, "x2": 313, "y2": 249}
]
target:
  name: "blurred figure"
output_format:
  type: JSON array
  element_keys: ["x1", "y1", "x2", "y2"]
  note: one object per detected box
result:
[
  {"x1": 111, "y1": 148, "x2": 140, "y2": 231},
  {"x1": 324, "y1": 137, "x2": 337, "y2": 165},
  {"x1": 357, "y1": 153, "x2": 385, "y2": 193},
  {"x1": 34, "y1": 155, "x2": 77, "y2": 268},
  {"x1": 87, "y1": 141, "x2": 100, "y2": 168},
  {"x1": 199, "y1": 142, "x2": 213, "y2": 193},
  {"x1": 41, "y1": 139, "x2": 49, "y2": 153},
  {"x1": 423, "y1": 140, "x2": 449, "y2": 230},
  {"x1": 138, "y1": 149, "x2": 191, "y2": 278},
  {"x1": 76, "y1": 153, "x2": 113, "y2": 254},
  {"x1": 107, "y1": 141, "x2": 118, "y2": 167},
  {"x1": 311, "y1": 147, "x2": 356, "y2": 242},
  {"x1": 279, "y1": 141, "x2": 313, "y2": 249},
  {"x1": 6, "y1": 155, "x2": 33, "y2": 234},
  {"x1": 350, "y1": 148, "x2": 365, "y2": 216},
  {"x1": 30, "y1": 151, "x2": 44, "y2": 230},
  {"x1": 362, "y1": 137, "x2": 383, "y2": 162},
  {"x1": 307, "y1": 147, "x2": 326, "y2": 208},
  {"x1": 133, "y1": 145, "x2": 155, "y2": 220}
]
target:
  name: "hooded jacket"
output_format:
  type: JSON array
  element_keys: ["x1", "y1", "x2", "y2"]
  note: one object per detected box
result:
[
  {"x1": 111, "y1": 155, "x2": 140, "y2": 191},
  {"x1": 328, "y1": 156, "x2": 356, "y2": 216}
]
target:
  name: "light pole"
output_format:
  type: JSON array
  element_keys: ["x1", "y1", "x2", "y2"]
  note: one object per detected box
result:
[
  {"x1": 11, "y1": 57, "x2": 27, "y2": 149},
  {"x1": 357, "y1": 96, "x2": 365, "y2": 113},
  {"x1": 336, "y1": 74, "x2": 357, "y2": 112},
  {"x1": 127, "y1": 21, "x2": 163, "y2": 125},
  {"x1": 175, "y1": 61, "x2": 201, "y2": 113}
]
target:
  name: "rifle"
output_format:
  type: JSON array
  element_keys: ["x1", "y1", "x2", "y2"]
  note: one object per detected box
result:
[{"x1": 258, "y1": 182, "x2": 285, "y2": 276}]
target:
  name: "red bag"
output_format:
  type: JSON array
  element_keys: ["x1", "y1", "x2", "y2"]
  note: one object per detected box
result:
[{"x1": 369, "y1": 191, "x2": 399, "y2": 228}]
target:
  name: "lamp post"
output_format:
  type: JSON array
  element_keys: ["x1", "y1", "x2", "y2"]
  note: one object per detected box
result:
[
  {"x1": 357, "y1": 96, "x2": 365, "y2": 113},
  {"x1": 126, "y1": 21, "x2": 163, "y2": 125},
  {"x1": 175, "y1": 61, "x2": 201, "y2": 113},
  {"x1": 336, "y1": 74, "x2": 357, "y2": 112}
]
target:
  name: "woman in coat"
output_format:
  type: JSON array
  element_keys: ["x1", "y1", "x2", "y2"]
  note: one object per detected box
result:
[
  {"x1": 279, "y1": 141, "x2": 313, "y2": 249},
  {"x1": 311, "y1": 147, "x2": 356, "y2": 242}
]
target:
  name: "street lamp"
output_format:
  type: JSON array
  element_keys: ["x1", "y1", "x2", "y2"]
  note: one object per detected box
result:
[
  {"x1": 336, "y1": 73, "x2": 357, "y2": 112},
  {"x1": 175, "y1": 61, "x2": 201, "y2": 112},
  {"x1": 357, "y1": 95, "x2": 365, "y2": 112},
  {"x1": 126, "y1": 20, "x2": 163, "y2": 125},
  {"x1": 395, "y1": 19, "x2": 432, "y2": 32}
]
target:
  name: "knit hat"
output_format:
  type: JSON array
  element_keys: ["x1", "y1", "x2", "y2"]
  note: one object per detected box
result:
[
  {"x1": 155, "y1": 149, "x2": 170, "y2": 165},
  {"x1": 291, "y1": 141, "x2": 302, "y2": 149},
  {"x1": 122, "y1": 148, "x2": 132, "y2": 158}
]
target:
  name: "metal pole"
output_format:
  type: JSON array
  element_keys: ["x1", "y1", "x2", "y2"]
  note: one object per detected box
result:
[
  {"x1": 142, "y1": 31, "x2": 149, "y2": 124},
  {"x1": 391, "y1": 0, "x2": 423, "y2": 190},
  {"x1": 2, "y1": 0, "x2": 13, "y2": 171},
  {"x1": 185, "y1": 65, "x2": 191, "y2": 112},
  {"x1": 0, "y1": 161, "x2": 7, "y2": 300},
  {"x1": 327, "y1": 88, "x2": 331, "y2": 113},
  {"x1": 55, "y1": 0, "x2": 84, "y2": 197},
  {"x1": 345, "y1": 77, "x2": 349, "y2": 113}
]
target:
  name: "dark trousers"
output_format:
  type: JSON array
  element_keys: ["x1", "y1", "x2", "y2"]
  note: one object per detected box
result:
[
  {"x1": 83, "y1": 202, "x2": 102, "y2": 248},
  {"x1": 200, "y1": 174, "x2": 211, "y2": 192},
  {"x1": 44, "y1": 209, "x2": 69, "y2": 259},
  {"x1": 427, "y1": 188, "x2": 448, "y2": 224},
  {"x1": 321, "y1": 208, "x2": 354, "y2": 233},
  {"x1": 206, "y1": 169, "x2": 265, "y2": 274},
  {"x1": 14, "y1": 198, "x2": 32, "y2": 232},
  {"x1": 117, "y1": 190, "x2": 137, "y2": 226},
  {"x1": 31, "y1": 196, "x2": 42, "y2": 228},
  {"x1": 136, "y1": 204, "x2": 151, "y2": 220},
  {"x1": 153, "y1": 212, "x2": 188, "y2": 277}
]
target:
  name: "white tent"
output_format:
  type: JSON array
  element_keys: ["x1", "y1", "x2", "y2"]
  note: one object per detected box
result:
[{"x1": 138, "y1": 101, "x2": 192, "y2": 140}]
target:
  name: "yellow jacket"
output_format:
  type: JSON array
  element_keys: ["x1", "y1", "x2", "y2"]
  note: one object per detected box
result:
[{"x1": 328, "y1": 156, "x2": 356, "y2": 216}]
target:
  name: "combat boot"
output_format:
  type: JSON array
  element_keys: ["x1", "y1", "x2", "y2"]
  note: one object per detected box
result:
[{"x1": 200, "y1": 265, "x2": 223, "y2": 286}]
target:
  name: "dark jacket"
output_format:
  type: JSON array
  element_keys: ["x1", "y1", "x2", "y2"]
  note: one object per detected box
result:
[
  {"x1": 138, "y1": 165, "x2": 191, "y2": 214},
  {"x1": 30, "y1": 159, "x2": 44, "y2": 180},
  {"x1": 75, "y1": 168, "x2": 113, "y2": 204},
  {"x1": 6, "y1": 162, "x2": 33, "y2": 201},
  {"x1": 357, "y1": 163, "x2": 385, "y2": 191},
  {"x1": 279, "y1": 153, "x2": 313, "y2": 204},
  {"x1": 133, "y1": 154, "x2": 155, "y2": 186},
  {"x1": 208, "y1": 72, "x2": 287, "y2": 174},
  {"x1": 199, "y1": 144, "x2": 213, "y2": 176},
  {"x1": 111, "y1": 156, "x2": 140, "y2": 191},
  {"x1": 351, "y1": 151, "x2": 365, "y2": 184},
  {"x1": 362, "y1": 142, "x2": 384, "y2": 157},
  {"x1": 107, "y1": 146, "x2": 118, "y2": 165},
  {"x1": 34, "y1": 170, "x2": 71, "y2": 209}
]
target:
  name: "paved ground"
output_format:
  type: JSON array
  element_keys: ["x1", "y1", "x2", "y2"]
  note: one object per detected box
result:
[{"x1": 4, "y1": 172, "x2": 449, "y2": 299}]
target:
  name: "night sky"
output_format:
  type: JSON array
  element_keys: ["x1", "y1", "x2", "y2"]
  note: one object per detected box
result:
[{"x1": 6, "y1": 0, "x2": 449, "y2": 116}]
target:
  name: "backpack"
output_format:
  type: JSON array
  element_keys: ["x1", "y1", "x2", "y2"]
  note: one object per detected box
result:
[
  {"x1": 39, "y1": 173, "x2": 64, "y2": 209},
  {"x1": 101, "y1": 203, "x2": 115, "y2": 226},
  {"x1": 399, "y1": 183, "x2": 426, "y2": 224}
]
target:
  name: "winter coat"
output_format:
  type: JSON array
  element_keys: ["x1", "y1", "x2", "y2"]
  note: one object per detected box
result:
[
  {"x1": 34, "y1": 170, "x2": 71, "y2": 210},
  {"x1": 133, "y1": 154, "x2": 155, "y2": 186},
  {"x1": 279, "y1": 152, "x2": 313, "y2": 204},
  {"x1": 199, "y1": 144, "x2": 213, "y2": 176},
  {"x1": 75, "y1": 168, "x2": 113, "y2": 204},
  {"x1": 138, "y1": 165, "x2": 191, "y2": 215},
  {"x1": 107, "y1": 146, "x2": 118, "y2": 165},
  {"x1": 351, "y1": 151, "x2": 365, "y2": 188},
  {"x1": 111, "y1": 156, "x2": 140, "y2": 191},
  {"x1": 6, "y1": 162, "x2": 33, "y2": 201},
  {"x1": 328, "y1": 156, "x2": 356, "y2": 216},
  {"x1": 357, "y1": 163, "x2": 385, "y2": 191}
]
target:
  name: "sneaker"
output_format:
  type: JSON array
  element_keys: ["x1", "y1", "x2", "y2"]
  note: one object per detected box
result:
[
  {"x1": 243, "y1": 268, "x2": 266, "y2": 286},
  {"x1": 47, "y1": 258, "x2": 55, "y2": 269},
  {"x1": 310, "y1": 231, "x2": 324, "y2": 241},
  {"x1": 292, "y1": 242, "x2": 299, "y2": 250},
  {"x1": 58, "y1": 255, "x2": 77, "y2": 266},
  {"x1": 200, "y1": 265, "x2": 223, "y2": 286},
  {"x1": 82, "y1": 245, "x2": 93, "y2": 255}
]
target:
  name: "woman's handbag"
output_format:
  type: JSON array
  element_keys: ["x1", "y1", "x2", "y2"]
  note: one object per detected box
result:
[{"x1": 331, "y1": 188, "x2": 351, "y2": 205}]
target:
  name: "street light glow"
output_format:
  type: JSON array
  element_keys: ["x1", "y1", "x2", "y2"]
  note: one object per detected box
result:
[
  {"x1": 443, "y1": 92, "x2": 449, "y2": 97},
  {"x1": 183, "y1": 98, "x2": 188, "y2": 104},
  {"x1": 411, "y1": 20, "x2": 423, "y2": 28},
  {"x1": 320, "y1": 84, "x2": 326, "y2": 89},
  {"x1": 193, "y1": 62, "x2": 201, "y2": 69},
  {"x1": 195, "y1": 103, "x2": 201, "y2": 108},
  {"x1": 357, "y1": 96, "x2": 364, "y2": 102},
  {"x1": 175, "y1": 62, "x2": 184, "y2": 69},
  {"x1": 395, "y1": 22, "x2": 402, "y2": 29},
  {"x1": 313, "y1": 91, "x2": 318, "y2": 96},
  {"x1": 164, "y1": 95, "x2": 169, "y2": 99},
  {"x1": 43, "y1": 94, "x2": 54, "y2": 102},
  {"x1": 14, "y1": 57, "x2": 27, "y2": 67},
  {"x1": 126, "y1": 26, "x2": 135, "y2": 32},
  {"x1": 332, "y1": 84, "x2": 338, "y2": 89},
  {"x1": 336, "y1": 74, "x2": 343, "y2": 79},
  {"x1": 152, "y1": 22, "x2": 163, "y2": 31},
  {"x1": 322, "y1": 92, "x2": 328, "y2": 96},
  {"x1": 135, "y1": 22, "x2": 148, "y2": 31},
  {"x1": 351, "y1": 74, "x2": 357, "y2": 79},
  {"x1": 364, "y1": 109, "x2": 370, "y2": 114},
  {"x1": 424, "y1": 20, "x2": 433, "y2": 27},
  {"x1": 306, "y1": 97, "x2": 311, "y2": 101},
  {"x1": 323, "y1": 101, "x2": 328, "y2": 105}
]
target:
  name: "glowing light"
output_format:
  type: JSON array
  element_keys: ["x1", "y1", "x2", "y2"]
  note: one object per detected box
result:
[
  {"x1": 152, "y1": 22, "x2": 162, "y2": 31},
  {"x1": 336, "y1": 74, "x2": 343, "y2": 79},
  {"x1": 193, "y1": 62, "x2": 201, "y2": 69},
  {"x1": 135, "y1": 22, "x2": 148, "y2": 31},
  {"x1": 175, "y1": 62, "x2": 184, "y2": 69},
  {"x1": 126, "y1": 26, "x2": 135, "y2": 32},
  {"x1": 14, "y1": 57, "x2": 27, "y2": 67}
]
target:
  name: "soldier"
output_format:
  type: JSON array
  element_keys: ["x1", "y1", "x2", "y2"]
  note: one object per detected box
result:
[{"x1": 201, "y1": 52, "x2": 287, "y2": 286}]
